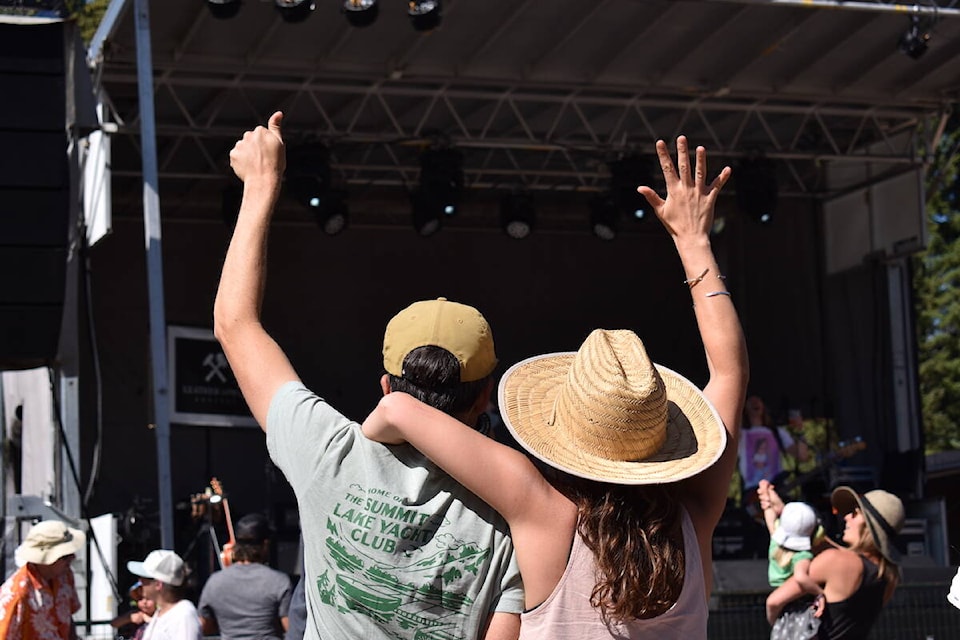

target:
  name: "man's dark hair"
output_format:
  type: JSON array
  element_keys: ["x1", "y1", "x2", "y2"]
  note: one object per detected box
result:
[
  {"x1": 387, "y1": 346, "x2": 490, "y2": 417},
  {"x1": 232, "y1": 512, "x2": 270, "y2": 563}
]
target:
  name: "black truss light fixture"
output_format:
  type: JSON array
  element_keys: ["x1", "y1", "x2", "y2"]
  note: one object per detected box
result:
[
  {"x1": 343, "y1": 0, "x2": 378, "y2": 27},
  {"x1": 411, "y1": 189, "x2": 443, "y2": 236},
  {"x1": 314, "y1": 189, "x2": 349, "y2": 236},
  {"x1": 408, "y1": 0, "x2": 442, "y2": 31},
  {"x1": 418, "y1": 147, "x2": 464, "y2": 217},
  {"x1": 500, "y1": 193, "x2": 535, "y2": 239},
  {"x1": 206, "y1": 0, "x2": 241, "y2": 19},
  {"x1": 608, "y1": 155, "x2": 654, "y2": 222},
  {"x1": 274, "y1": 0, "x2": 315, "y2": 23},
  {"x1": 898, "y1": 14, "x2": 931, "y2": 59},
  {"x1": 286, "y1": 143, "x2": 333, "y2": 209},
  {"x1": 735, "y1": 155, "x2": 778, "y2": 224},
  {"x1": 589, "y1": 195, "x2": 618, "y2": 241}
]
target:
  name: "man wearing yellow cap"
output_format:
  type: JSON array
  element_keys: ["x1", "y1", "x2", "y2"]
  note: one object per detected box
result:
[
  {"x1": 214, "y1": 112, "x2": 522, "y2": 640},
  {"x1": 0, "y1": 520, "x2": 85, "y2": 640}
]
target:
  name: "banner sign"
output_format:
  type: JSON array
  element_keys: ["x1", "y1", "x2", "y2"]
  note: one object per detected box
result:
[{"x1": 167, "y1": 326, "x2": 257, "y2": 427}]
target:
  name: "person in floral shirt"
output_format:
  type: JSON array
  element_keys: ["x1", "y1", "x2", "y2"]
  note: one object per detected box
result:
[{"x1": 0, "y1": 520, "x2": 85, "y2": 640}]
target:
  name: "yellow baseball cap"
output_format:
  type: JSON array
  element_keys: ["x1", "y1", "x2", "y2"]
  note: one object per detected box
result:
[{"x1": 383, "y1": 298, "x2": 497, "y2": 382}]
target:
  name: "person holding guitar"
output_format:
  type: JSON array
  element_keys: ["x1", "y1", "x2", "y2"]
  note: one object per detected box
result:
[
  {"x1": 739, "y1": 396, "x2": 811, "y2": 503},
  {"x1": 198, "y1": 513, "x2": 293, "y2": 640}
]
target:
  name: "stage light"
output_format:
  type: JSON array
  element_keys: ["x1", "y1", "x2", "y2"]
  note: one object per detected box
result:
[
  {"x1": 735, "y1": 156, "x2": 778, "y2": 224},
  {"x1": 411, "y1": 189, "x2": 443, "y2": 236},
  {"x1": 608, "y1": 156, "x2": 653, "y2": 222},
  {"x1": 898, "y1": 15, "x2": 930, "y2": 59},
  {"x1": 206, "y1": 0, "x2": 241, "y2": 19},
  {"x1": 419, "y1": 147, "x2": 463, "y2": 216},
  {"x1": 500, "y1": 193, "x2": 535, "y2": 239},
  {"x1": 343, "y1": 0, "x2": 378, "y2": 27},
  {"x1": 315, "y1": 190, "x2": 349, "y2": 236},
  {"x1": 274, "y1": 0, "x2": 315, "y2": 23},
  {"x1": 408, "y1": 0, "x2": 441, "y2": 31},
  {"x1": 286, "y1": 143, "x2": 333, "y2": 214},
  {"x1": 589, "y1": 195, "x2": 618, "y2": 240}
]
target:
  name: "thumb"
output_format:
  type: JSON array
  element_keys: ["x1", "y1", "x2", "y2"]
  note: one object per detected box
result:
[
  {"x1": 268, "y1": 111, "x2": 284, "y2": 140},
  {"x1": 637, "y1": 186, "x2": 664, "y2": 211}
]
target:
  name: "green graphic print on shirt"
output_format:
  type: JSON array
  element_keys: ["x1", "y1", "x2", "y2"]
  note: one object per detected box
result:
[{"x1": 316, "y1": 482, "x2": 492, "y2": 639}]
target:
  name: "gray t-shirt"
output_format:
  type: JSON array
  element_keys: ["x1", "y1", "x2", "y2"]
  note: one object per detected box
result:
[
  {"x1": 198, "y1": 562, "x2": 292, "y2": 640},
  {"x1": 267, "y1": 382, "x2": 524, "y2": 640}
]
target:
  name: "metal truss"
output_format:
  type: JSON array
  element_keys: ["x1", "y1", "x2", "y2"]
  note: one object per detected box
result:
[{"x1": 100, "y1": 69, "x2": 942, "y2": 199}]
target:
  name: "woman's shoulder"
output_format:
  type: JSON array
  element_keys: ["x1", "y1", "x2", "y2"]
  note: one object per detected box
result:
[{"x1": 811, "y1": 546, "x2": 861, "y2": 572}]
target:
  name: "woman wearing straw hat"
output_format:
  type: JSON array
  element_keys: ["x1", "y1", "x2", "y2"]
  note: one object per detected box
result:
[
  {"x1": 765, "y1": 486, "x2": 905, "y2": 639},
  {"x1": 363, "y1": 137, "x2": 748, "y2": 637}
]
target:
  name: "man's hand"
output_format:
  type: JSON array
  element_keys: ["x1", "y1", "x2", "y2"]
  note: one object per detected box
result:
[{"x1": 229, "y1": 111, "x2": 285, "y2": 185}]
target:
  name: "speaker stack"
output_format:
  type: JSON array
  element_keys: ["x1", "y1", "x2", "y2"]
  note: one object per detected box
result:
[{"x1": 0, "y1": 22, "x2": 70, "y2": 369}]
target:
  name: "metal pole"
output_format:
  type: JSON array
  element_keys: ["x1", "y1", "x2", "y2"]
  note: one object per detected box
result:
[
  {"x1": 134, "y1": 0, "x2": 174, "y2": 549},
  {"x1": 702, "y1": 0, "x2": 960, "y2": 18}
]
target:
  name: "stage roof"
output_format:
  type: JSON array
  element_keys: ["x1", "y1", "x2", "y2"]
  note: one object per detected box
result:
[{"x1": 90, "y1": 0, "x2": 960, "y2": 227}]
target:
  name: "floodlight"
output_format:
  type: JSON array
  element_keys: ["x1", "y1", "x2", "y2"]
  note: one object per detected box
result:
[
  {"x1": 274, "y1": 0, "x2": 315, "y2": 23},
  {"x1": 286, "y1": 143, "x2": 333, "y2": 216},
  {"x1": 343, "y1": 0, "x2": 378, "y2": 27},
  {"x1": 589, "y1": 195, "x2": 618, "y2": 240},
  {"x1": 315, "y1": 190, "x2": 349, "y2": 236},
  {"x1": 408, "y1": 0, "x2": 441, "y2": 31},
  {"x1": 735, "y1": 156, "x2": 778, "y2": 224},
  {"x1": 500, "y1": 193, "x2": 535, "y2": 239},
  {"x1": 419, "y1": 147, "x2": 463, "y2": 217},
  {"x1": 206, "y1": 0, "x2": 241, "y2": 19},
  {"x1": 411, "y1": 189, "x2": 443, "y2": 236},
  {"x1": 608, "y1": 155, "x2": 654, "y2": 222},
  {"x1": 898, "y1": 15, "x2": 930, "y2": 59}
]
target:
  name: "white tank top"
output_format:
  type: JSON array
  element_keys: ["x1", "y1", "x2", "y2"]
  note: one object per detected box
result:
[{"x1": 518, "y1": 506, "x2": 707, "y2": 639}]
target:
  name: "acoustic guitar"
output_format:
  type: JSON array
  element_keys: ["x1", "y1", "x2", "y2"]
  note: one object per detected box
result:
[{"x1": 210, "y1": 477, "x2": 237, "y2": 568}]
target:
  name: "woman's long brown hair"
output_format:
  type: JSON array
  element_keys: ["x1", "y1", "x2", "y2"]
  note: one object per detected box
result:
[{"x1": 562, "y1": 479, "x2": 686, "y2": 622}]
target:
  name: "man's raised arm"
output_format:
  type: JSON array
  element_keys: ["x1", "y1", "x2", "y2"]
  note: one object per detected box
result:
[{"x1": 213, "y1": 111, "x2": 299, "y2": 430}]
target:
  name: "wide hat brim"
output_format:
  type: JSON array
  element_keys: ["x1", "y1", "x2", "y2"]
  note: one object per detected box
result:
[
  {"x1": 498, "y1": 351, "x2": 727, "y2": 485},
  {"x1": 15, "y1": 524, "x2": 85, "y2": 566},
  {"x1": 832, "y1": 486, "x2": 902, "y2": 564}
]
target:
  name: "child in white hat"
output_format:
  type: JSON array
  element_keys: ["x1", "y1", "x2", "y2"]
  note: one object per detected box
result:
[{"x1": 758, "y1": 480, "x2": 822, "y2": 588}]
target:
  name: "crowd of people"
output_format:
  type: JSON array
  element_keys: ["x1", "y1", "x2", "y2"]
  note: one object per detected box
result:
[{"x1": 0, "y1": 113, "x2": 942, "y2": 640}]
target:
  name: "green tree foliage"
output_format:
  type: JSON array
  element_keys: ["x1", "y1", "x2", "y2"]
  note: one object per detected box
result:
[
  {"x1": 73, "y1": 0, "x2": 110, "y2": 45},
  {"x1": 915, "y1": 109, "x2": 960, "y2": 453}
]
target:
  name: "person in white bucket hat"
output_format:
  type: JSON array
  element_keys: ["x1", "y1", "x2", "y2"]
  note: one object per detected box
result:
[
  {"x1": 127, "y1": 550, "x2": 201, "y2": 640},
  {"x1": 0, "y1": 520, "x2": 85, "y2": 640},
  {"x1": 363, "y1": 137, "x2": 748, "y2": 638}
]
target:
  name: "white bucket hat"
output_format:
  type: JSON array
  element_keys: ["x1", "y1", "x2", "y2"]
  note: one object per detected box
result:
[{"x1": 771, "y1": 502, "x2": 818, "y2": 551}]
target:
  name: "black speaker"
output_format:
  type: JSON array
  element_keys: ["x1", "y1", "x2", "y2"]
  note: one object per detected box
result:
[{"x1": 0, "y1": 23, "x2": 69, "y2": 369}]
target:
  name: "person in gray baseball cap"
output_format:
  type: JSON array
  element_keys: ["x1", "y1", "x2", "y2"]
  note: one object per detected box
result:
[
  {"x1": 127, "y1": 550, "x2": 201, "y2": 640},
  {"x1": 766, "y1": 486, "x2": 905, "y2": 639}
]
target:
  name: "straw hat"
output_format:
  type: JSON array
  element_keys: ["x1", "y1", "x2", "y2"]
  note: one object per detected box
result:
[
  {"x1": 498, "y1": 329, "x2": 726, "y2": 485},
  {"x1": 15, "y1": 520, "x2": 85, "y2": 566},
  {"x1": 831, "y1": 486, "x2": 905, "y2": 564}
]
